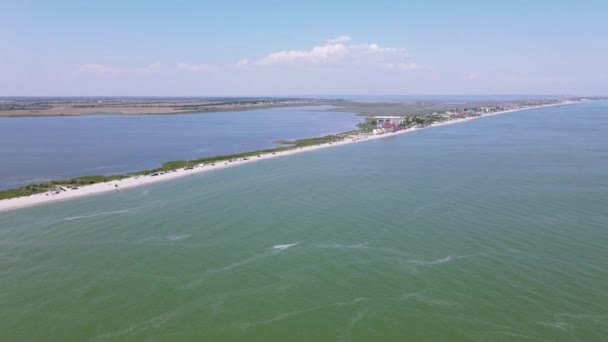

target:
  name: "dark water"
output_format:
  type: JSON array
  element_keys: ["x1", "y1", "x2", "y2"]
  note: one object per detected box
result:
[
  {"x1": 0, "y1": 102, "x2": 607, "y2": 341},
  {"x1": 0, "y1": 105, "x2": 360, "y2": 189}
]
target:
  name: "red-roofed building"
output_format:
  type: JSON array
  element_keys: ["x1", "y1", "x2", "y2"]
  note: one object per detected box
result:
[{"x1": 382, "y1": 122, "x2": 396, "y2": 132}]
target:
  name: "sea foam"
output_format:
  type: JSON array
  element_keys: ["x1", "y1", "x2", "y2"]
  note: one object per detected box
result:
[
  {"x1": 409, "y1": 255, "x2": 465, "y2": 265},
  {"x1": 64, "y1": 209, "x2": 131, "y2": 221},
  {"x1": 272, "y1": 243, "x2": 299, "y2": 252},
  {"x1": 167, "y1": 234, "x2": 191, "y2": 241},
  {"x1": 315, "y1": 242, "x2": 370, "y2": 249}
]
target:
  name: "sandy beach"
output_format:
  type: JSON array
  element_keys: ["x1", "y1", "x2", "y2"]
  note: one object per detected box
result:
[{"x1": 0, "y1": 101, "x2": 576, "y2": 212}]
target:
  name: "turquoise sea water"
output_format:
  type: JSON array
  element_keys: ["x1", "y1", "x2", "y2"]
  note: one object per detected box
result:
[{"x1": 1, "y1": 102, "x2": 607, "y2": 341}]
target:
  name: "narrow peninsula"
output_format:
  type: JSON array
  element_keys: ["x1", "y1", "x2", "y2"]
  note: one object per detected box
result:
[{"x1": 0, "y1": 98, "x2": 593, "y2": 211}]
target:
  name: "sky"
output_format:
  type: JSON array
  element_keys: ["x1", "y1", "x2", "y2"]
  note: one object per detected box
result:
[{"x1": 1, "y1": 0, "x2": 607, "y2": 96}]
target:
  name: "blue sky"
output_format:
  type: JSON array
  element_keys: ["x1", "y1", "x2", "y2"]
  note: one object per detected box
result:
[{"x1": 1, "y1": 0, "x2": 607, "y2": 96}]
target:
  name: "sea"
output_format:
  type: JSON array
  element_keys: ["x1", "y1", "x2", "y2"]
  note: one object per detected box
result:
[
  {"x1": 0, "y1": 101, "x2": 607, "y2": 341},
  {"x1": 0, "y1": 105, "x2": 360, "y2": 190}
]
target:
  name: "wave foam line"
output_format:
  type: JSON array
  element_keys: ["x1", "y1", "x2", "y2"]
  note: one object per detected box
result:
[
  {"x1": 64, "y1": 209, "x2": 131, "y2": 221},
  {"x1": 272, "y1": 243, "x2": 299, "y2": 252},
  {"x1": 167, "y1": 234, "x2": 191, "y2": 241},
  {"x1": 315, "y1": 242, "x2": 371, "y2": 249},
  {"x1": 408, "y1": 255, "x2": 467, "y2": 265}
]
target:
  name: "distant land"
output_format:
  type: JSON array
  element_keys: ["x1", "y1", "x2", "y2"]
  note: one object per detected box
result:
[
  {"x1": 1, "y1": 95, "x2": 606, "y2": 117},
  {"x1": 0, "y1": 97, "x2": 319, "y2": 116}
]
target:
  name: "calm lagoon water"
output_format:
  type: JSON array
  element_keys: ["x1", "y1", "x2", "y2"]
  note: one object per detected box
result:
[
  {"x1": 0, "y1": 105, "x2": 360, "y2": 189},
  {"x1": 0, "y1": 102, "x2": 607, "y2": 341}
]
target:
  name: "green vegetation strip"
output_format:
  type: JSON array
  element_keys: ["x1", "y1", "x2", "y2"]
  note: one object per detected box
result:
[{"x1": 0, "y1": 134, "x2": 350, "y2": 200}]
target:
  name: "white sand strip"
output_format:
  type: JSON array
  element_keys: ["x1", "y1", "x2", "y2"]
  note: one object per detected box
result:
[{"x1": 0, "y1": 101, "x2": 577, "y2": 212}]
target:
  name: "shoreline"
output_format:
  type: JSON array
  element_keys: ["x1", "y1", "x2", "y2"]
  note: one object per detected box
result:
[{"x1": 0, "y1": 101, "x2": 578, "y2": 212}]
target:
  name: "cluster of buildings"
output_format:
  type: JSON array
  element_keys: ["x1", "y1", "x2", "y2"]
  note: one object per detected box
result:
[
  {"x1": 370, "y1": 116, "x2": 406, "y2": 134},
  {"x1": 368, "y1": 108, "x2": 493, "y2": 135},
  {"x1": 365, "y1": 99, "x2": 581, "y2": 135}
]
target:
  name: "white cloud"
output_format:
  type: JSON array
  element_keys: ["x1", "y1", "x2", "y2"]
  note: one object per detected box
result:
[
  {"x1": 256, "y1": 37, "x2": 419, "y2": 71},
  {"x1": 176, "y1": 62, "x2": 217, "y2": 72},
  {"x1": 136, "y1": 63, "x2": 161, "y2": 73},
  {"x1": 386, "y1": 62, "x2": 421, "y2": 71},
  {"x1": 74, "y1": 36, "x2": 421, "y2": 79},
  {"x1": 327, "y1": 35, "x2": 352, "y2": 44},
  {"x1": 76, "y1": 64, "x2": 124, "y2": 76},
  {"x1": 258, "y1": 43, "x2": 349, "y2": 65},
  {"x1": 462, "y1": 72, "x2": 479, "y2": 80},
  {"x1": 236, "y1": 58, "x2": 250, "y2": 67}
]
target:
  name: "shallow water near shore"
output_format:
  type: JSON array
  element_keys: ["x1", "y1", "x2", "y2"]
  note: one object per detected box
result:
[
  {"x1": 0, "y1": 105, "x2": 360, "y2": 190},
  {"x1": 1, "y1": 102, "x2": 607, "y2": 341}
]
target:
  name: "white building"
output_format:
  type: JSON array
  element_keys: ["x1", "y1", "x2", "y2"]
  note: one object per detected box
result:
[{"x1": 372, "y1": 116, "x2": 407, "y2": 126}]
